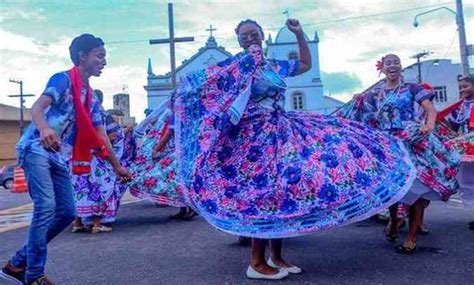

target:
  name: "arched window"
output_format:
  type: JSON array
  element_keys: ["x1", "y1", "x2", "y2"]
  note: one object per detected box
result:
[
  {"x1": 288, "y1": 51, "x2": 299, "y2": 61},
  {"x1": 292, "y1": 92, "x2": 305, "y2": 110}
]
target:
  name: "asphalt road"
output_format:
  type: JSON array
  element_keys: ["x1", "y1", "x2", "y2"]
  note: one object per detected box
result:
[
  {"x1": 1, "y1": 199, "x2": 473, "y2": 284},
  {"x1": 0, "y1": 190, "x2": 31, "y2": 211}
]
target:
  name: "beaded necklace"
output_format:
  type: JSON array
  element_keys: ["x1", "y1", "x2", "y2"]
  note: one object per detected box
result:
[{"x1": 376, "y1": 82, "x2": 402, "y2": 115}]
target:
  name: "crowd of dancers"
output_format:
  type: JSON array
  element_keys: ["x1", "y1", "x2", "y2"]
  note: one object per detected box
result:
[{"x1": 1, "y1": 18, "x2": 473, "y2": 284}]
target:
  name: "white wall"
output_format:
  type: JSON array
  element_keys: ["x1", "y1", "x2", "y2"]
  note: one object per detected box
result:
[
  {"x1": 147, "y1": 95, "x2": 167, "y2": 110},
  {"x1": 403, "y1": 59, "x2": 463, "y2": 109}
]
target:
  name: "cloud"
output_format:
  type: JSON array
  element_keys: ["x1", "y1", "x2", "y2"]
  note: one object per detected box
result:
[
  {"x1": 322, "y1": 71, "x2": 362, "y2": 95},
  {"x1": 0, "y1": 8, "x2": 46, "y2": 23},
  {"x1": 0, "y1": 29, "x2": 72, "y2": 58},
  {"x1": 0, "y1": 28, "x2": 76, "y2": 108},
  {"x1": 92, "y1": 65, "x2": 148, "y2": 121},
  {"x1": 0, "y1": 28, "x2": 147, "y2": 120},
  {"x1": 0, "y1": 29, "x2": 44, "y2": 55},
  {"x1": 316, "y1": 12, "x2": 474, "y2": 90},
  {"x1": 44, "y1": 36, "x2": 73, "y2": 59},
  {"x1": 1, "y1": 0, "x2": 473, "y2": 122}
]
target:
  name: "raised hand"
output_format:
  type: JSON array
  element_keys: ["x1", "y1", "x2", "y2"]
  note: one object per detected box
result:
[{"x1": 286, "y1": 19, "x2": 303, "y2": 36}]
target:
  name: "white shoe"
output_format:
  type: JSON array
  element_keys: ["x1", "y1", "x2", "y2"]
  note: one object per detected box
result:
[
  {"x1": 267, "y1": 258, "x2": 302, "y2": 274},
  {"x1": 246, "y1": 266, "x2": 289, "y2": 280}
]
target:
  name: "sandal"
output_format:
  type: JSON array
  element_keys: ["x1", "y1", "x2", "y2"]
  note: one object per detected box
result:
[
  {"x1": 91, "y1": 225, "x2": 113, "y2": 234},
  {"x1": 397, "y1": 242, "x2": 417, "y2": 254},
  {"x1": 71, "y1": 225, "x2": 87, "y2": 233}
]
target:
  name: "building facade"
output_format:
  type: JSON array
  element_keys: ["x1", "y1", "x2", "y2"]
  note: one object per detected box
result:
[
  {"x1": 402, "y1": 59, "x2": 474, "y2": 109},
  {"x1": 145, "y1": 25, "x2": 344, "y2": 114},
  {"x1": 0, "y1": 104, "x2": 31, "y2": 166}
]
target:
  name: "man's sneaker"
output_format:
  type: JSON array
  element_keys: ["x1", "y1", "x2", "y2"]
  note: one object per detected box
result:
[
  {"x1": 27, "y1": 276, "x2": 54, "y2": 285},
  {"x1": 0, "y1": 262, "x2": 25, "y2": 285}
]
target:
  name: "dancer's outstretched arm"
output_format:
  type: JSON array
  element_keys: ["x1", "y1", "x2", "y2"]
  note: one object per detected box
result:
[
  {"x1": 96, "y1": 125, "x2": 131, "y2": 179},
  {"x1": 286, "y1": 19, "x2": 311, "y2": 75},
  {"x1": 419, "y1": 99, "x2": 437, "y2": 134}
]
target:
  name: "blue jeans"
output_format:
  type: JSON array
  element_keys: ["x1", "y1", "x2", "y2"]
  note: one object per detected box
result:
[{"x1": 10, "y1": 151, "x2": 76, "y2": 282}]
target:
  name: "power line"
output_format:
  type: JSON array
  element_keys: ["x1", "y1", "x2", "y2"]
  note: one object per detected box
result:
[
  {"x1": 300, "y1": 1, "x2": 454, "y2": 28},
  {"x1": 127, "y1": 1, "x2": 457, "y2": 40},
  {"x1": 46, "y1": 1, "x2": 456, "y2": 46}
]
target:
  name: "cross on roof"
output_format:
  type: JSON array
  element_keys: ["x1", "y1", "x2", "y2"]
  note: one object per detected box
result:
[{"x1": 206, "y1": 24, "x2": 217, "y2": 37}]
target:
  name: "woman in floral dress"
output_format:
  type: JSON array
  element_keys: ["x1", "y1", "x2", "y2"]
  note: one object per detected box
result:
[
  {"x1": 447, "y1": 75, "x2": 474, "y2": 229},
  {"x1": 336, "y1": 54, "x2": 464, "y2": 253},
  {"x1": 173, "y1": 19, "x2": 417, "y2": 279},
  {"x1": 72, "y1": 114, "x2": 125, "y2": 233},
  {"x1": 128, "y1": 105, "x2": 196, "y2": 219},
  {"x1": 106, "y1": 124, "x2": 137, "y2": 223}
]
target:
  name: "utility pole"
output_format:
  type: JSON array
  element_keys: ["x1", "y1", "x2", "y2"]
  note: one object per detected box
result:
[
  {"x1": 149, "y1": 3, "x2": 194, "y2": 89},
  {"x1": 411, "y1": 51, "x2": 432, "y2": 83},
  {"x1": 8, "y1": 79, "x2": 35, "y2": 135},
  {"x1": 456, "y1": 0, "x2": 470, "y2": 76}
]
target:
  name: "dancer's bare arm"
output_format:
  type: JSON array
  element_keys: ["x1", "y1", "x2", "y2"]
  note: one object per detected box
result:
[
  {"x1": 286, "y1": 19, "x2": 311, "y2": 74},
  {"x1": 96, "y1": 125, "x2": 131, "y2": 179},
  {"x1": 420, "y1": 100, "x2": 437, "y2": 134},
  {"x1": 31, "y1": 95, "x2": 61, "y2": 152}
]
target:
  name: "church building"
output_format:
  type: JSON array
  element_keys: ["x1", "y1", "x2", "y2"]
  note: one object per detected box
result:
[{"x1": 145, "y1": 24, "x2": 344, "y2": 114}]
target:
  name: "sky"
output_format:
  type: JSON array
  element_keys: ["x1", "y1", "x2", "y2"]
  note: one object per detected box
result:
[{"x1": 1, "y1": 0, "x2": 473, "y2": 121}]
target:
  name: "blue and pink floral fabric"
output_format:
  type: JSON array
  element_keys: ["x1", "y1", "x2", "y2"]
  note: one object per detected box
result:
[
  {"x1": 336, "y1": 83, "x2": 463, "y2": 201},
  {"x1": 173, "y1": 47, "x2": 416, "y2": 238},
  {"x1": 128, "y1": 110, "x2": 186, "y2": 207},
  {"x1": 73, "y1": 120, "x2": 125, "y2": 224}
]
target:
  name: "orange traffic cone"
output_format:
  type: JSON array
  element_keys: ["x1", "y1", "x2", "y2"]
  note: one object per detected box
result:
[{"x1": 11, "y1": 166, "x2": 28, "y2": 193}]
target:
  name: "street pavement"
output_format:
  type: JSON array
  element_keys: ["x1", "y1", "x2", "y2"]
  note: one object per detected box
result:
[
  {"x1": 0, "y1": 197, "x2": 473, "y2": 284},
  {"x1": 0, "y1": 189, "x2": 31, "y2": 211}
]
